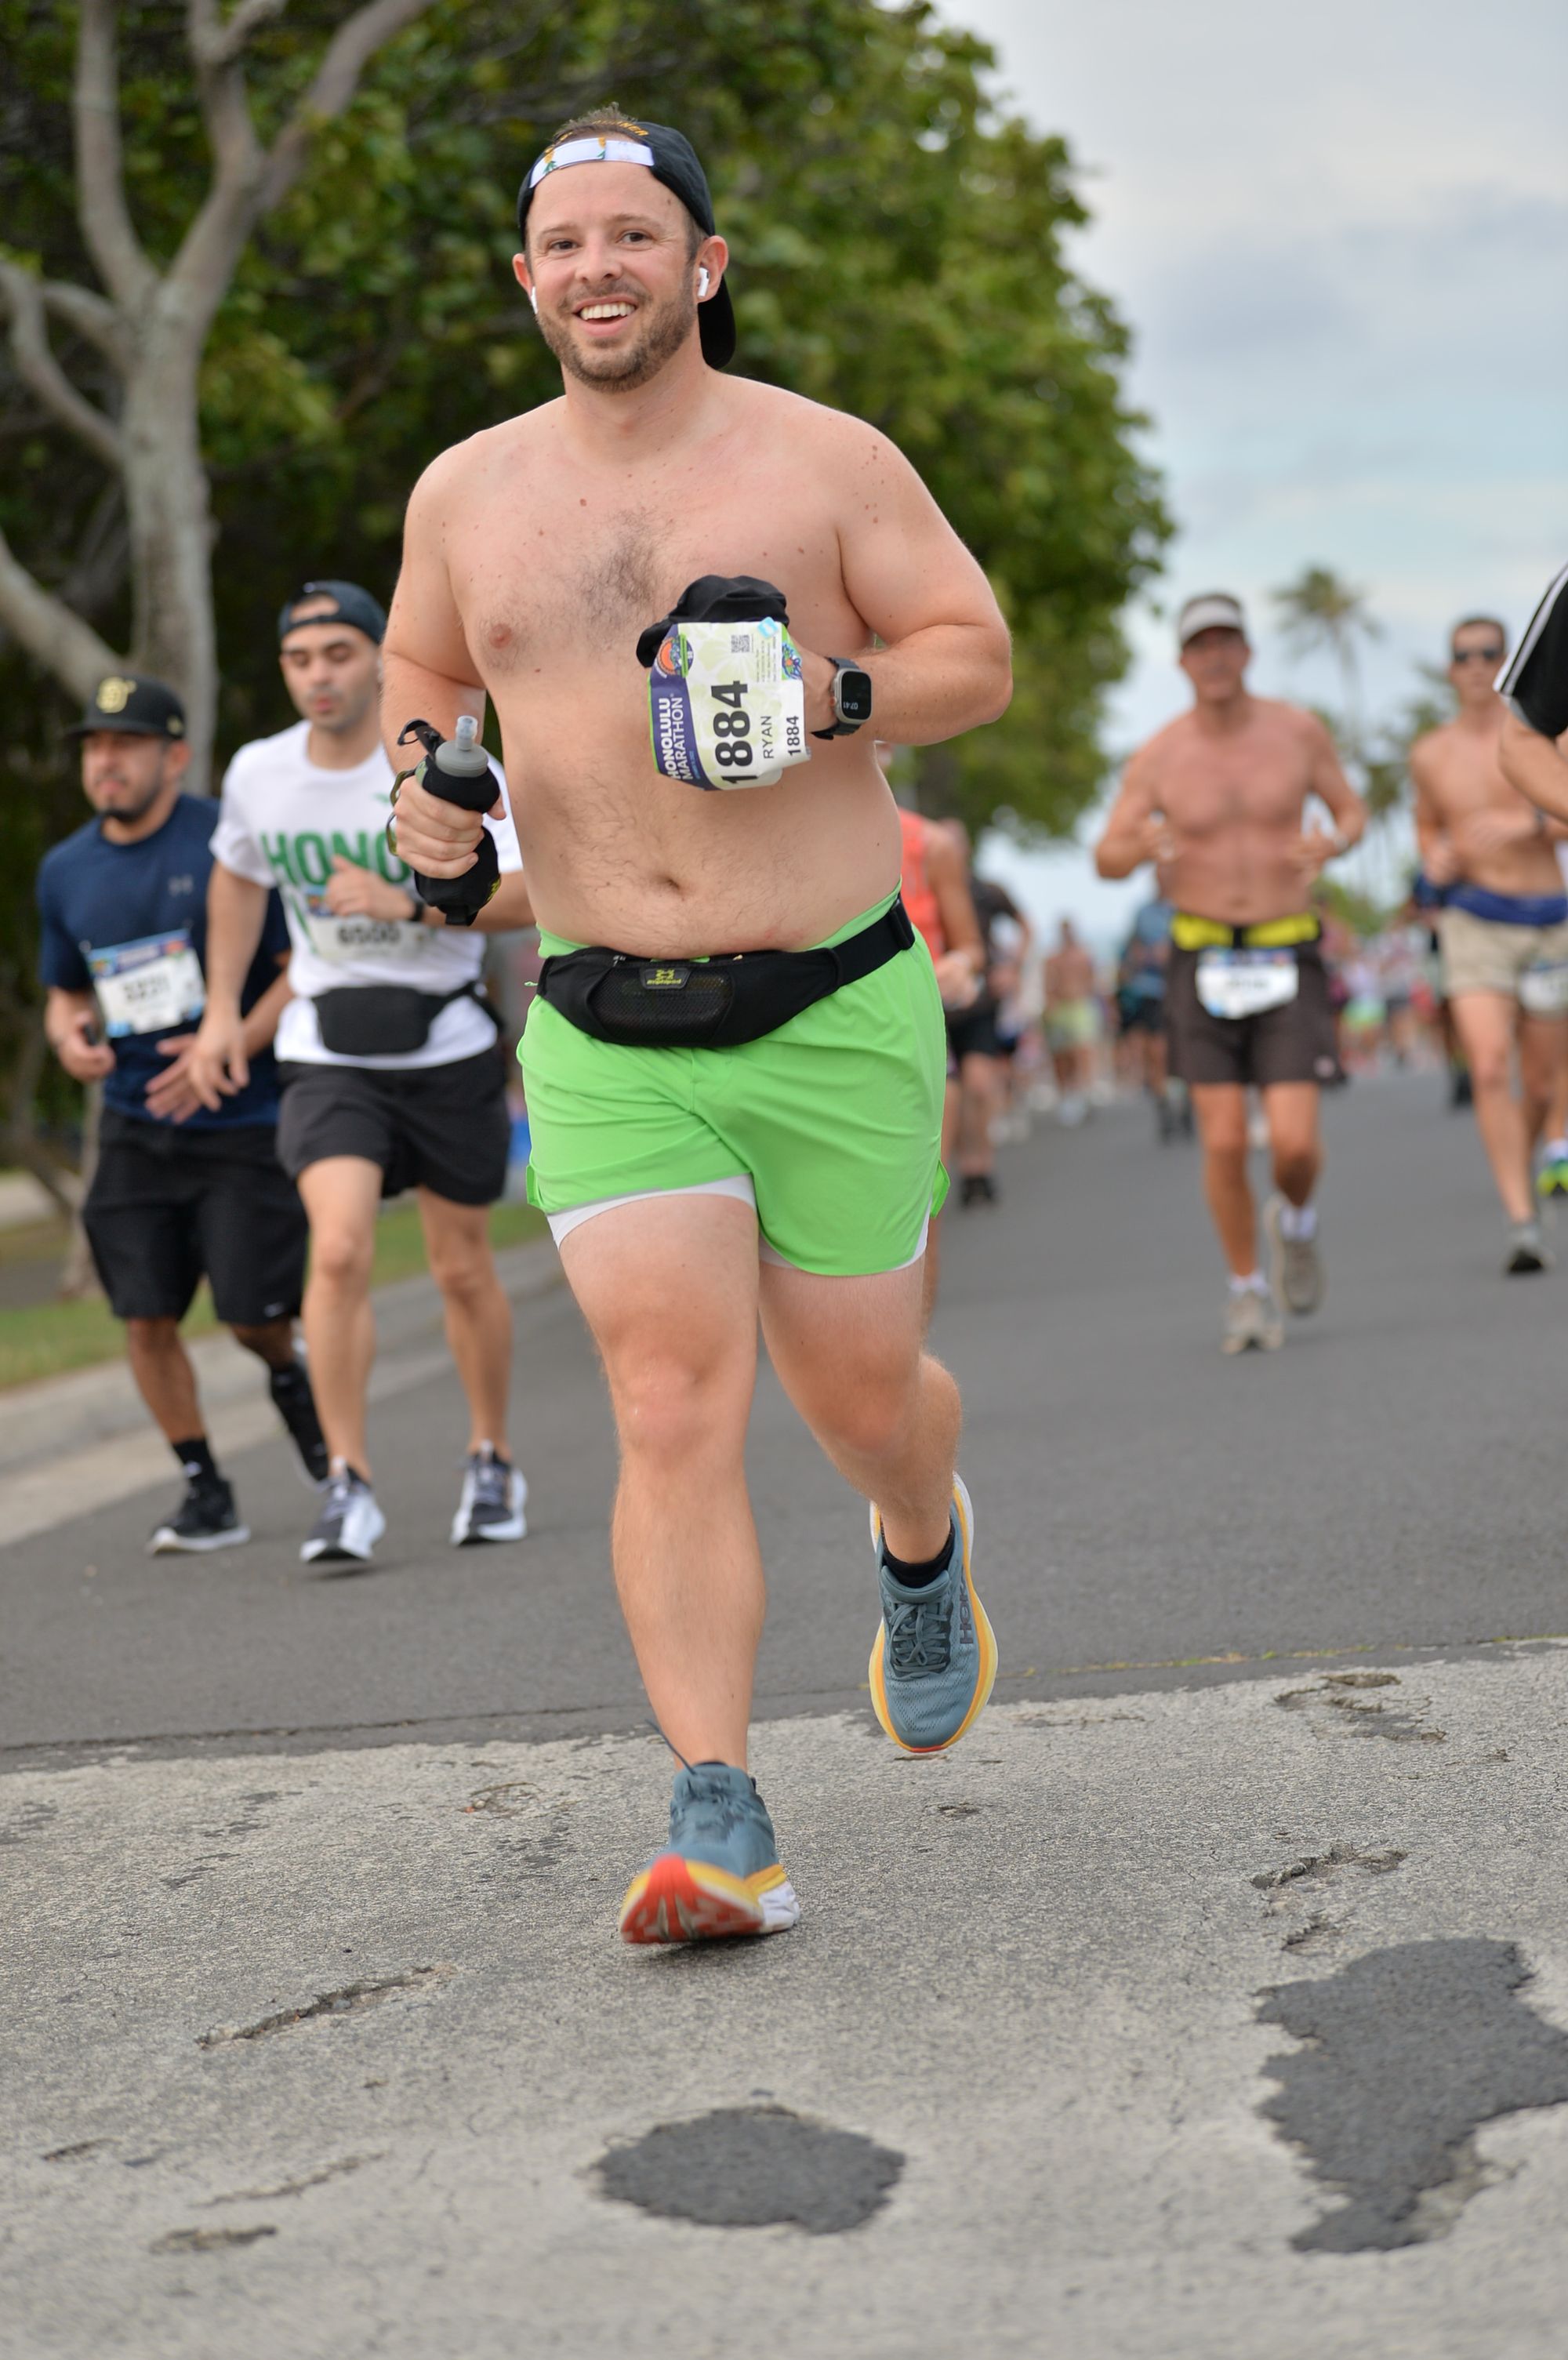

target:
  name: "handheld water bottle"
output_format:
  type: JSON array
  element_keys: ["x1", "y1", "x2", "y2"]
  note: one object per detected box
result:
[{"x1": 397, "y1": 715, "x2": 500, "y2": 926}]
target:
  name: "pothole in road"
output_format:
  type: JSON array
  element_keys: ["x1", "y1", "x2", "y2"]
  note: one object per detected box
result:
[
  {"x1": 1275, "y1": 1672, "x2": 1444, "y2": 1745},
  {"x1": 1258, "y1": 1938, "x2": 1568, "y2": 2251},
  {"x1": 597, "y1": 2105, "x2": 903, "y2": 2234}
]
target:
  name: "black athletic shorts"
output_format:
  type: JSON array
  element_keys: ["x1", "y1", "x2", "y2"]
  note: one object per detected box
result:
[
  {"x1": 83, "y1": 1109, "x2": 307, "y2": 1325},
  {"x1": 276, "y1": 1048, "x2": 510, "y2": 1207},
  {"x1": 946, "y1": 1000, "x2": 1004, "y2": 1063},
  {"x1": 1166, "y1": 942, "x2": 1341, "y2": 1089}
]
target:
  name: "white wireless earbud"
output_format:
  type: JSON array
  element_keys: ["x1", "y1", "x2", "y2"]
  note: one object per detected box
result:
[
  {"x1": 698, "y1": 267, "x2": 710, "y2": 300},
  {"x1": 528, "y1": 286, "x2": 538, "y2": 314}
]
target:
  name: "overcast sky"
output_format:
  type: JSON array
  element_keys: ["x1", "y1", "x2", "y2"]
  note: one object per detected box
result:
[{"x1": 938, "y1": 0, "x2": 1568, "y2": 939}]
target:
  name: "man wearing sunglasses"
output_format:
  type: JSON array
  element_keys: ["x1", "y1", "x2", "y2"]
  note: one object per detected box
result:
[{"x1": 1411, "y1": 615, "x2": 1568, "y2": 1273}]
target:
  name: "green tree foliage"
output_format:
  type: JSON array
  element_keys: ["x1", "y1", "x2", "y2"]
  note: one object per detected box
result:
[{"x1": 2, "y1": 0, "x2": 1167, "y2": 1141}]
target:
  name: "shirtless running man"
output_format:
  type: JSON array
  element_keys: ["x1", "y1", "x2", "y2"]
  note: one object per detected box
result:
[
  {"x1": 383, "y1": 111, "x2": 1011, "y2": 1944},
  {"x1": 1095, "y1": 593, "x2": 1366, "y2": 1351},
  {"x1": 1044, "y1": 917, "x2": 1098, "y2": 1125},
  {"x1": 1410, "y1": 613, "x2": 1568, "y2": 1273}
]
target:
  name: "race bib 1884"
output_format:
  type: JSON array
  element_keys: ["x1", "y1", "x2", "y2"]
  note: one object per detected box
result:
[
  {"x1": 88, "y1": 930, "x2": 205, "y2": 1037},
  {"x1": 648, "y1": 618, "x2": 809, "y2": 790}
]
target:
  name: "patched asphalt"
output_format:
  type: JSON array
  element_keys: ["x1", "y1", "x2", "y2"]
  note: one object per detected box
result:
[{"x1": 7, "y1": 1073, "x2": 1568, "y2": 2354}]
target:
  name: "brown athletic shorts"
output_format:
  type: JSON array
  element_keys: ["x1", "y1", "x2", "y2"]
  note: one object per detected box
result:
[{"x1": 1166, "y1": 941, "x2": 1341, "y2": 1089}]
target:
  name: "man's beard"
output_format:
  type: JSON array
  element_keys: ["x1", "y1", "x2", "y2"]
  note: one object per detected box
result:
[
  {"x1": 94, "y1": 762, "x2": 167, "y2": 822},
  {"x1": 540, "y1": 286, "x2": 697, "y2": 393}
]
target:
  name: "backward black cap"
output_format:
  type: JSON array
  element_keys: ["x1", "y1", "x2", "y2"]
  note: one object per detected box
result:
[{"x1": 517, "y1": 118, "x2": 735, "y2": 371}]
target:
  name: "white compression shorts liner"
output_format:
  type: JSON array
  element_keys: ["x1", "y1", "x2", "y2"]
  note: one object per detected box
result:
[{"x1": 545, "y1": 1175, "x2": 930, "y2": 1273}]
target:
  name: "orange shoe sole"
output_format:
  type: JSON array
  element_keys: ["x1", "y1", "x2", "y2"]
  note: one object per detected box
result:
[{"x1": 619, "y1": 1852, "x2": 770, "y2": 1946}]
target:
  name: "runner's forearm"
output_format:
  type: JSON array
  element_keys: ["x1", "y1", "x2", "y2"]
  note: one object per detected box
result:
[
  {"x1": 44, "y1": 987, "x2": 96, "y2": 1055},
  {"x1": 1095, "y1": 826, "x2": 1149, "y2": 881},
  {"x1": 238, "y1": 967, "x2": 293, "y2": 1056},
  {"x1": 381, "y1": 651, "x2": 486, "y2": 773},
  {"x1": 203, "y1": 867, "x2": 270, "y2": 1015},
  {"x1": 855, "y1": 623, "x2": 1011, "y2": 747},
  {"x1": 1500, "y1": 710, "x2": 1568, "y2": 826}
]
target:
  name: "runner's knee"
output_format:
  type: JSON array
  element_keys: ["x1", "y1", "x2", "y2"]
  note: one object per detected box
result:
[
  {"x1": 125, "y1": 1316, "x2": 180, "y2": 1353},
  {"x1": 608, "y1": 1339, "x2": 751, "y2": 1462},
  {"x1": 229, "y1": 1319, "x2": 294, "y2": 1361},
  {"x1": 307, "y1": 1225, "x2": 375, "y2": 1291},
  {"x1": 425, "y1": 1236, "x2": 496, "y2": 1310},
  {"x1": 1468, "y1": 1045, "x2": 1512, "y2": 1094}
]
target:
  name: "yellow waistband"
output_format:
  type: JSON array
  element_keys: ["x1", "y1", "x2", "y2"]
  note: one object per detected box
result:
[{"x1": 1172, "y1": 911, "x2": 1320, "y2": 952}]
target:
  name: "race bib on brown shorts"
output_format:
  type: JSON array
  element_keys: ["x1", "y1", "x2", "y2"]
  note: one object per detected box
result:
[{"x1": 1196, "y1": 948, "x2": 1300, "y2": 1022}]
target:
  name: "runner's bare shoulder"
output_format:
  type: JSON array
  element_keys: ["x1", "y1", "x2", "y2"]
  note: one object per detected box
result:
[
  {"x1": 405, "y1": 403, "x2": 562, "y2": 517},
  {"x1": 729, "y1": 379, "x2": 931, "y2": 489}
]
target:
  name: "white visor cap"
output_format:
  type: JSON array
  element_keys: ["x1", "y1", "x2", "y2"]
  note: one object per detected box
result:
[{"x1": 1178, "y1": 594, "x2": 1247, "y2": 648}]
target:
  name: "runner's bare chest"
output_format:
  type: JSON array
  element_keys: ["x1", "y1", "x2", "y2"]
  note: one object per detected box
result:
[
  {"x1": 448, "y1": 439, "x2": 856, "y2": 695},
  {"x1": 1422, "y1": 725, "x2": 1515, "y2": 824},
  {"x1": 1152, "y1": 720, "x2": 1311, "y2": 840}
]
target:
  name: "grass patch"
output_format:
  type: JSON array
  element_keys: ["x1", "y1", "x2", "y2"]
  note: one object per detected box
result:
[{"x1": 0, "y1": 1196, "x2": 547, "y2": 1393}]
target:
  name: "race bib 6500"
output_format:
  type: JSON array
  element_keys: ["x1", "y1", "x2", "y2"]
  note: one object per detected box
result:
[
  {"x1": 648, "y1": 618, "x2": 809, "y2": 790},
  {"x1": 296, "y1": 887, "x2": 429, "y2": 966}
]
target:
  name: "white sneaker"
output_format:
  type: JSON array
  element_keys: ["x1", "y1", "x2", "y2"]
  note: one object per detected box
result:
[
  {"x1": 450, "y1": 1447, "x2": 528, "y2": 1546},
  {"x1": 1221, "y1": 1287, "x2": 1284, "y2": 1355},
  {"x1": 1264, "y1": 1193, "x2": 1325, "y2": 1315},
  {"x1": 301, "y1": 1468, "x2": 386, "y2": 1565}
]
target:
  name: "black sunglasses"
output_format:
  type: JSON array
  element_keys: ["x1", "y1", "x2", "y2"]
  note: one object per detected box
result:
[{"x1": 1451, "y1": 645, "x2": 1504, "y2": 664}]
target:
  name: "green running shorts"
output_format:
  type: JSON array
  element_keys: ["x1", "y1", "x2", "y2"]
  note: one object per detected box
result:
[{"x1": 521, "y1": 891, "x2": 948, "y2": 1276}]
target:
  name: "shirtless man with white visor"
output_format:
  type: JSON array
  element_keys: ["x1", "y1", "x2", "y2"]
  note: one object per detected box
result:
[{"x1": 384, "y1": 109, "x2": 1012, "y2": 1944}]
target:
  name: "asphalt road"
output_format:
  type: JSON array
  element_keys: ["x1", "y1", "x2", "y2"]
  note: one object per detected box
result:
[
  {"x1": 5, "y1": 1068, "x2": 1567, "y2": 1766},
  {"x1": 8, "y1": 1069, "x2": 1568, "y2": 2358}
]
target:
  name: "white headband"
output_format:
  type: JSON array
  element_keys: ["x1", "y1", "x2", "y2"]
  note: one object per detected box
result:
[{"x1": 528, "y1": 136, "x2": 655, "y2": 190}]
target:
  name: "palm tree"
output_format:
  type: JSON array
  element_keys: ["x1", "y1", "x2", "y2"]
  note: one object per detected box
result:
[{"x1": 1272, "y1": 566, "x2": 1382, "y2": 745}]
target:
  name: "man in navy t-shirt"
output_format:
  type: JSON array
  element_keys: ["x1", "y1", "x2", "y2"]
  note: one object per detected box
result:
[{"x1": 38, "y1": 671, "x2": 326, "y2": 1552}]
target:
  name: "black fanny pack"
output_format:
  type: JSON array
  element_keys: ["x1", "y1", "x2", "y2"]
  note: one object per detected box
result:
[
  {"x1": 313, "y1": 980, "x2": 498, "y2": 1058},
  {"x1": 535, "y1": 899, "x2": 915, "y2": 1050}
]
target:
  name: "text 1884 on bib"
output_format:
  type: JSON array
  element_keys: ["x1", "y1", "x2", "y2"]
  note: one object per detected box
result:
[{"x1": 648, "y1": 618, "x2": 808, "y2": 790}]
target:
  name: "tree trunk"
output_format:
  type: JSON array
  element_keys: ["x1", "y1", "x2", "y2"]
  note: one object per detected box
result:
[
  {"x1": 57, "y1": 1082, "x2": 103, "y2": 1300},
  {"x1": 1, "y1": 1006, "x2": 82, "y2": 1222},
  {"x1": 122, "y1": 323, "x2": 218, "y2": 790}
]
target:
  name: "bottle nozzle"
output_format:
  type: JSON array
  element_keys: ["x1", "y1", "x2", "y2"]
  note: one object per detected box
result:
[{"x1": 455, "y1": 713, "x2": 480, "y2": 750}]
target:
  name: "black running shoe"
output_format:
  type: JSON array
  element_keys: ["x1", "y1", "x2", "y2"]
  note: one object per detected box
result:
[
  {"x1": 148, "y1": 1476, "x2": 249, "y2": 1556},
  {"x1": 269, "y1": 1357, "x2": 329, "y2": 1487},
  {"x1": 960, "y1": 1172, "x2": 999, "y2": 1208}
]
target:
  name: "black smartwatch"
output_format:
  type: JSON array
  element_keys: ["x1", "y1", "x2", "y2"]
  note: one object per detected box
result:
[{"x1": 812, "y1": 657, "x2": 874, "y2": 739}]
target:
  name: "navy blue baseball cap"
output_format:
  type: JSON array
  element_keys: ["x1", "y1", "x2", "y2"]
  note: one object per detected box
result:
[
  {"x1": 278, "y1": 579, "x2": 387, "y2": 645},
  {"x1": 517, "y1": 118, "x2": 735, "y2": 370}
]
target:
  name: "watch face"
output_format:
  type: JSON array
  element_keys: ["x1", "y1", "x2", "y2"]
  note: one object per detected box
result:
[{"x1": 837, "y1": 667, "x2": 874, "y2": 725}]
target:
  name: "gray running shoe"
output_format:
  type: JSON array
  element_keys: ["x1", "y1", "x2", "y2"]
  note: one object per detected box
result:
[
  {"x1": 1222, "y1": 1287, "x2": 1284, "y2": 1355},
  {"x1": 1506, "y1": 1220, "x2": 1553, "y2": 1275},
  {"x1": 301, "y1": 1468, "x2": 385, "y2": 1565},
  {"x1": 868, "y1": 1476, "x2": 996, "y2": 1753},
  {"x1": 619, "y1": 1764, "x2": 800, "y2": 1945},
  {"x1": 450, "y1": 1447, "x2": 528, "y2": 1545},
  {"x1": 1264, "y1": 1193, "x2": 1324, "y2": 1316}
]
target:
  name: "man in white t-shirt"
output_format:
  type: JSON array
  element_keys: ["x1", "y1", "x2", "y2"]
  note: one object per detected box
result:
[{"x1": 191, "y1": 581, "x2": 534, "y2": 1564}]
